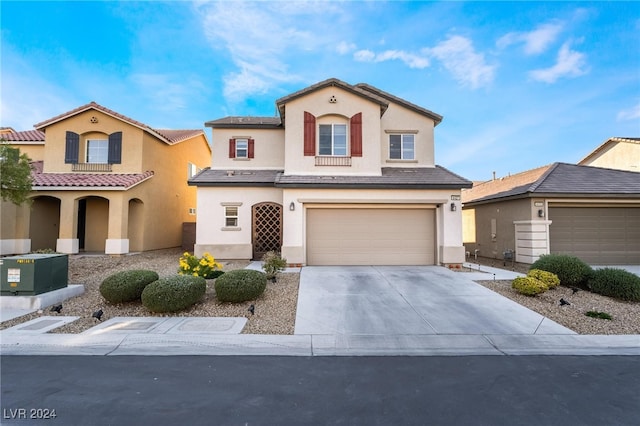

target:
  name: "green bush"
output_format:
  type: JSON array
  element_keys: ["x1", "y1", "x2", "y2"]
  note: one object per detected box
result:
[
  {"x1": 262, "y1": 251, "x2": 287, "y2": 280},
  {"x1": 527, "y1": 269, "x2": 560, "y2": 289},
  {"x1": 587, "y1": 268, "x2": 640, "y2": 302},
  {"x1": 512, "y1": 276, "x2": 548, "y2": 296},
  {"x1": 214, "y1": 269, "x2": 267, "y2": 303},
  {"x1": 585, "y1": 311, "x2": 612, "y2": 320},
  {"x1": 100, "y1": 270, "x2": 159, "y2": 304},
  {"x1": 529, "y1": 254, "x2": 593, "y2": 288},
  {"x1": 141, "y1": 275, "x2": 206, "y2": 313}
]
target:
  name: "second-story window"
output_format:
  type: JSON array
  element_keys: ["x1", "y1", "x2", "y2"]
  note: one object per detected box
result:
[
  {"x1": 319, "y1": 124, "x2": 347, "y2": 156},
  {"x1": 87, "y1": 139, "x2": 109, "y2": 163},
  {"x1": 235, "y1": 139, "x2": 248, "y2": 158},
  {"x1": 389, "y1": 134, "x2": 415, "y2": 160}
]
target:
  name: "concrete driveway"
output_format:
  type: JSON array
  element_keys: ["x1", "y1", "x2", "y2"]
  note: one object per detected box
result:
[{"x1": 294, "y1": 266, "x2": 575, "y2": 336}]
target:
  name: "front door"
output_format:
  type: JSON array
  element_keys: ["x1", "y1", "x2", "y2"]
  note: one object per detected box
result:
[{"x1": 252, "y1": 202, "x2": 283, "y2": 260}]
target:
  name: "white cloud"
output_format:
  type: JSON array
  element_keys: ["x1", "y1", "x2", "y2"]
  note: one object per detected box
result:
[
  {"x1": 425, "y1": 36, "x2": 495, "y2": 89},
  {"x1": 497, "y1": 22, "x2": 563, "y2": 55},
  {"x1": 617, "y1": 102, "x2": 640, "y2": 121},
  {"x1": 336, "y1": 41, "x2": 356, "y2": 55},
  {"x1": 131, "y1": 73, "x2": 204, "y2": 112},
  {"x1": 353, "y1": 49, "x2": 429, "y2": 69},
  {"x1": 529, "y1": 41, "x2": 588, "y2": 83},
  {"x1": 195, "y1": 1, "x2": 337, "y2": 102}
]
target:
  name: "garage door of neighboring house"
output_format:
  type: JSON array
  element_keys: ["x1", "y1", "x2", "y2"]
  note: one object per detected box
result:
[
  {"x1": 549, "y1": 206, "x2": 640, "y2": 264},
  {"x1": 306, "y1": 207, "x2": 435, "y2": 265}
]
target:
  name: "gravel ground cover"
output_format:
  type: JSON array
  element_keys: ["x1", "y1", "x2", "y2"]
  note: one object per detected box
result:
[
  {"x1": 0, "y1": 248, "x2": 298, "y2": 335},
  {"x1": 1, "y1": 251, "x2": 638, "y2": 335},
  {"x1": 468, "y1": 257, "x2": 640, "y2": 335}
]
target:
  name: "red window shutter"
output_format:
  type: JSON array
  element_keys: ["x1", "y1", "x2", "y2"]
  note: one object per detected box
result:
[
  {"x1": 350, "y1": 113, "x2": 362, "y2": 157},
  {"x1": 303, "y1": 111, "x2": 316, "y2": 156},
  {"x1": 229, "y1": 138, "x2": 236, "y2": 158},
  {"x1": 248, "y1": 138, "x2": 255, "y2": 158}
]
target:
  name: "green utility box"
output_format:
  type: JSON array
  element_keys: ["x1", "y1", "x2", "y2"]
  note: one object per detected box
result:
[{"x1": 1, "y1": 254, "x2": 69, "y2": 296}]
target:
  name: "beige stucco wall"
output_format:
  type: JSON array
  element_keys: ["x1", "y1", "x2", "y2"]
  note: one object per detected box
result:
[
  {"x1": 463, "y1": 198, "x2": 533, "y2": 259},
  {"x1": 194, "y1": 186, "x2": 283, "y2": 259},
  {"x1": 282, "y1": 86, "x2": 383, "y2": 176},
  {"x1": 0, "y1": 200, "x2": 31, "y2": 254},
  {"x1": 5, "y1": 143, "x2": 45, "y2": 162},
  {"x1": 379, "y1": 103, "x2": 436, "y2": 167},
  {"x1": 581, "y1": 142, "x2": 640, "y2": 172},
  {"x1": 210, "y1": 128, "x2": 285, "y2": 170},
  {"x1": 41, "y1": 110, "x2": 146, "y2": 174}
]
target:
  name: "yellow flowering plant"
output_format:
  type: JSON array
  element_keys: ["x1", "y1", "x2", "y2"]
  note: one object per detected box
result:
[{"x1": 178, "y1": 252, "x2": 223, "y2": 279}]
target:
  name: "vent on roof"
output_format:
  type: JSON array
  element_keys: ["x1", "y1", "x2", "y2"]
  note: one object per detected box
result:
[{"x1": 226, "y1": 170, "x2": 234, "y2": 177}]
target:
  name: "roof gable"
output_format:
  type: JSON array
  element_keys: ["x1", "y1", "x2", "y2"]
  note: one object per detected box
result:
[
  {"x1": 578, "y1": 136, "x2": 640, "y2": 165},
  {"x1": 33, "y1": 102, "x2": 207, "y2": 146},
  {"x1": 275, "y1": 78, "x2": 389, "y2": 120},
  {"x1": 355, "y1": 83, "x2": 443, "y2": 125}
]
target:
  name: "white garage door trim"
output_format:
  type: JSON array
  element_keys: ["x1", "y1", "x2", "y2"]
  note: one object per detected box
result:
[{"x1": 306, "y1": 206, "x2": 436, "y2": 266}]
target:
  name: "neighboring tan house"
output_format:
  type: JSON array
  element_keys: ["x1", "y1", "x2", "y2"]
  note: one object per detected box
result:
[
  {"x1": 0, "y1": 102, "x2": 211, "y2": 255},
  {"x1": 578, "y1": 137, "x2": 640, "y2": 172},
  {"x1": 189, "y1": 78, "x2": 472, "y2": 266},
  {"x1": 0, "y1": 129, "x2": 45, "y2": 162},
  {"x1": 462, "y1": 162, "x2": 640, "y2": 265}
]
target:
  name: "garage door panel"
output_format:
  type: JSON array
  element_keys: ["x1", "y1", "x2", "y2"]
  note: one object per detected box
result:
[
  {"x1": 307, "y1": 208, "x2": 435, "y2": 265},
  {"x1": 549, "y1": 207, "x2": 640, "y2": 264}
]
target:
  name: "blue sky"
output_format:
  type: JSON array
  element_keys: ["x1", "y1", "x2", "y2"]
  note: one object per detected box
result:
[{"x1": 1, "y1": 1, "x2": 638, "y2": 181}]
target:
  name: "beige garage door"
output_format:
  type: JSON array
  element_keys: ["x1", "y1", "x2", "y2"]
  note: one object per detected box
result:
[
  {"x1": 549, "y1": 206, "x2": 640, "y2": 264},
  {"x1": 306, "y1": 208, "x2": 435, "y2": 265}
]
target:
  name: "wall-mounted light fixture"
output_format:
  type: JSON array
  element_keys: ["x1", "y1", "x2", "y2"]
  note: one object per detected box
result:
[
  {"x1": 289, "y1": 202, "x2": 295, "y2": 211},
  {"x1": 450, "y1": 202, "x2": 457, "y2": 212},
  {"x1": 538, "y1": 209, "x2": 544, "y2": 218}
]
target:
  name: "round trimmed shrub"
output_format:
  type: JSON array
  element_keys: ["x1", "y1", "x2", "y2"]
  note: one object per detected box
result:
[
  {"x1": 512, "y1": 276, "x2": 548, "y2": 296},
  {"x1": 527, "y1": 269, "x2": 560, "y2": 289},
  {"x1": 587, "y1": 268, "x2": 640, "y2": 302},
  {"x1": 529, "y1": 254, "x2": 593, "y2": 288},
  {"x1": 100, "y1": 270, "x2": 159, "y2": 304},
  {"x1": 214, "y1": 269, "x2": 267, "y2": 303},
  {"x1": 141, "y1": 275, "x2": 206, "y2": 313}
]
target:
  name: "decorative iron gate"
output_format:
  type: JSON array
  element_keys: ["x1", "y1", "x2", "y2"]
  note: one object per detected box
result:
[{"x1": 252, "y1": 202, "x2": 283, "y2": 260}]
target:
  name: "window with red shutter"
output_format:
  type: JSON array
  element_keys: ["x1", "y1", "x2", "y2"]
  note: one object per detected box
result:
[
  {"x1": 350, "y1": 113, "x2": 362, "y2": 157},
  {"x1": 229, "y1": 139, "x2": 236, "y2": 158},
  {"x1": 248, "y1": 138, "x2": 255, "y2": 158},
  {"x1": 304, "y1": 111, "x2": 316, "y2": 156}
]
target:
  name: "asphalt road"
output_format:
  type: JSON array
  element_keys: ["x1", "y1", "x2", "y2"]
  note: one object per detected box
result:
[{"x1": 1, "y1": 355, "x2": 639, "y2": 426}]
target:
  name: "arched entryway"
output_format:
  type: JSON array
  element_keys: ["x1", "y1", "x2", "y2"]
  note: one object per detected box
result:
[
  {"x1": 77, "y1": 196, "x2": 109, "y2": 252},
  {"x1": 30, "y1": 196, "x2": 61, "y2": 251},
  {"x1": 128, "y1": 198, "x2": 144, "y2": 252},
  {"x1": 251, "y1": 202, "x2": 282, "y2": 260}
]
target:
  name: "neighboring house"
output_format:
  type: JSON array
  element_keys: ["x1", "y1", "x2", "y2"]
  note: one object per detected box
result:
[
  {"x1": 578, "y1": 137, "x2": 640, "y2": 172},
  {"x1": 0, "y1": 102, "x2": 211, "y2": 255},
  {"x1": 462, "y1": 163, "x2": 640, "y2": 265},
  {"x1": 0, "y1": 129, "x2": 45, "y2": 162},
  {"x1": 189, "y1": 78, "x2": 472, "y2": 266}
]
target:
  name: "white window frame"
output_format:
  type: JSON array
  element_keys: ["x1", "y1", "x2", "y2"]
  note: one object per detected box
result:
[
  {"x1": 318, "y1": 124, "x2": 348, "y2": 156},
  {"x1": 188, "y1": 162, "x2": 201, "y2": 178},
  {"x1": 225, "y1": 206, "x2": 239, "y2": 227},
  {"x1": 235, "y1": 139, "x2": 248, "y2": 158},
  {"x1": 86, "y1": 139, "x2": 109, "y2": 163},
  {"x1": 389, "y1": 134, "x2": 415, "y2": 160}
]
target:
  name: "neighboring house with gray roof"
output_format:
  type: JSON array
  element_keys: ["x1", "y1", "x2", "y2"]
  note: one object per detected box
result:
[
  {"x1": 190, "y1": 78, "x2": 472, "y2": 266},
  {"x1": 462, "y1": 162, "x2": 640, "y2": 265},
  {"x1": 1, "y1": 102, "x2": 211, "y2": 255},
  {"x1": 578, "y1": 137, "x2": 640, "y2": 172}
]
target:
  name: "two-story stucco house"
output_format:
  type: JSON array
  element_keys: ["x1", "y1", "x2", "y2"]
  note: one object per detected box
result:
[
  {"x1": 189, "y1": 78, "x2": 472, "y2": 266},
  {"x1": 0, "y1": 102, "x2": 211, "y2": 255}
]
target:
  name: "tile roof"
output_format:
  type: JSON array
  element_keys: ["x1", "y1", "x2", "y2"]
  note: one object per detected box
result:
[
  {"x1": 31, "y1": 161, "x2": 154, "y2": 189},
  {"x1": 33, "y1": 101, "x2": 205, "y2": 145},
  {"x1": 463, "y1": 163, "x2": 640, "y2": 204},
  {"x1": 205, "y1": 116, "x2": 282, "y2": 129},
  {"x1": 189, "y1": 166, "x2": 472, "y2": 189},
  {"x1": 578, "y1": 136, "x2": 640, "y2": 165},
  {"x1": 0, "y1": 130, "x2": 45, "y2": 142},
  {"x1": 356, "y1": 83, "x2": 443, "y2": 125}
]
